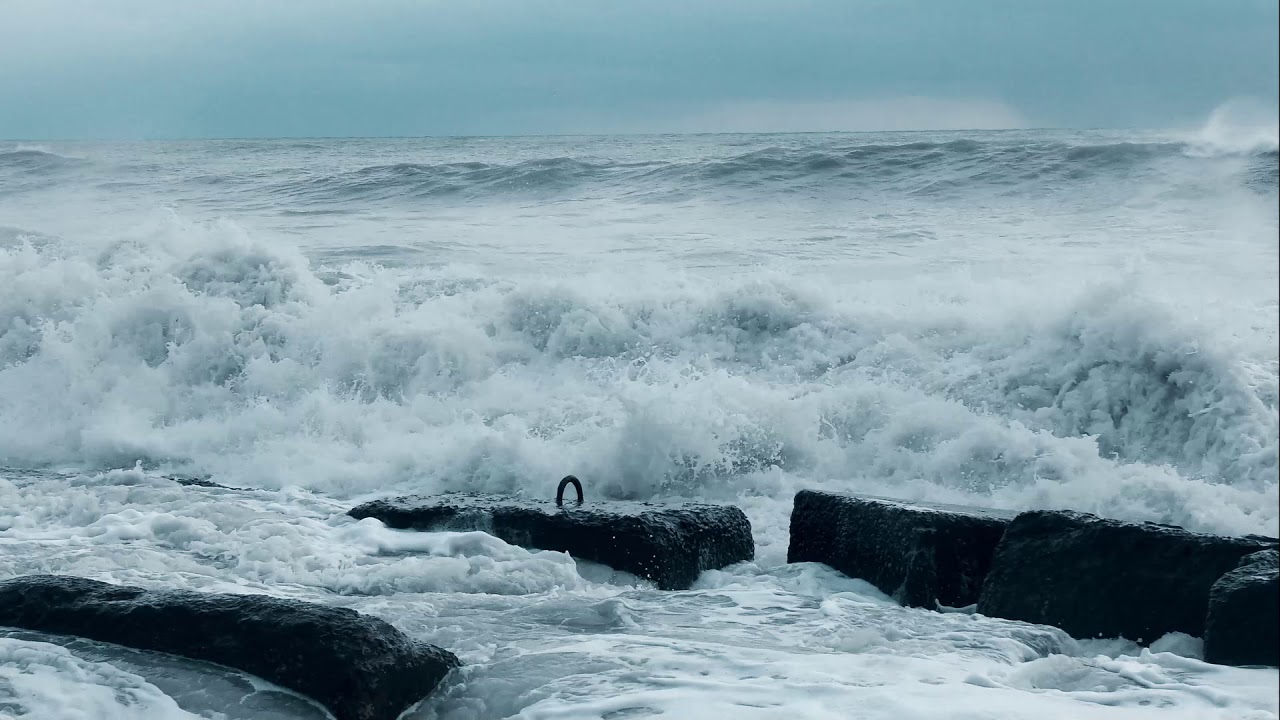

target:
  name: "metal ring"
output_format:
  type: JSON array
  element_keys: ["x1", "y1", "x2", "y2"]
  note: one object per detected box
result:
[{"x1": 556, "y1": 475, "x2": 584, "y2": 507}]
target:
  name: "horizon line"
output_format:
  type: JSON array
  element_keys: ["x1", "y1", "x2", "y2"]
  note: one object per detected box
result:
[{"x1": 1, "y1": 125, "x2": 1140, "y2": 143}]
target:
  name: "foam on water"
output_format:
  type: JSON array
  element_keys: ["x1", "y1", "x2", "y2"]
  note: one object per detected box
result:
[
  {"x1": 0, "y1": 471, "x2": 1274, "y2": 719},
  {"x1": 0, "y1": 629, "x2": 329, "y2": 720},
  {"x1": 0, "y1": 121, "x2": 1276, "y2": 718},
  {"x1": 0, "y1": 637, "x2": 200, "y2": 720},
  {"x1": 0, "y1": 213, "x2": 1273, "y2": 534}
]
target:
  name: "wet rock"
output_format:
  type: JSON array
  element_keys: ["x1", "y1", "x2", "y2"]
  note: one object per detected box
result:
[
  {"x1": 173, "y1": 476, "x2": 241, "y2": 490},
  {"x1": 786, "y1": 490, "x2": 1014, "y2": 608},
  {"x1": 1205, "y1": 549, "x2": 1279, "y2": 667},
  {"x1": 0, "y1": 575, "x2": 458, "y2": 720},
  {"x1": 977, "y1": 511, "x2": 1278, "y2": 643},
  {"x1": 348, "y1": 492, "x2": 754, "y2": 590}
]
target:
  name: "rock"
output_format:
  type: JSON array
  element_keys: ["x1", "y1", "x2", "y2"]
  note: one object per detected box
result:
[
  {"x1": 977, "y1": 511, "x2": 1278, "y2": 643},
  {"x1": 0, "y1": 575, "x2": 458, "y2": 720},
  {"x1": 348, "y1": 491, "x2": 754, "y2": 590},
  {"x1": 1205, "y1": 549, "x2": 1279, "y2": 667},
  {"x1": 173, "y1": 476, "x2": 241, "y2": 490},
  {"x1": 786, "y1": 490, "x2": 1014, "y2": 608}
]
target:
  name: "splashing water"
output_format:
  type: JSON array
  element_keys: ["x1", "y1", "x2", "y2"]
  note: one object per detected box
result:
[{"x1": 0, "y1": 123, "x2": 1275, "y2": 718}]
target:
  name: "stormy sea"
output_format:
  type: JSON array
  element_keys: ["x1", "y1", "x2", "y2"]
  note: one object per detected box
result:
[{"x1": 1, "y1": 117, "x2": 1277, "y2": 719}]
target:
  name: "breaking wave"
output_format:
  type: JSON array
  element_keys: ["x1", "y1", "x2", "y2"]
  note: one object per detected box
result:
[
  {"x1": 0, "y1": 146, "x2": 87, "y2": 172},
  {"x1": 0, "y1": 217, "x2": 1274, "y2": 536}
]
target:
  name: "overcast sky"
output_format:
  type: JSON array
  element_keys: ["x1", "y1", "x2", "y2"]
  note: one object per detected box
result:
[{"x1": 2, "y1": 0, "x2": 1276, "y2": 139}]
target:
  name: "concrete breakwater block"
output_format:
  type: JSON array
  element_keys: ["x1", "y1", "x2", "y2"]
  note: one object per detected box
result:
[
  {"x1": 0, "y1": 575, "x2": 458, "y2": 720},
  {"x1": 347, "y1": 477, "x2": 754, "y2": 590},
  {"x1": 787, "y1": 490, "x2": 1014, "y2": 608},
  {"x1": 1205, "y1": 549, "x2": 1279, "y2": 667},
  {"x1": 977, "y1": 511, "x2": 1278, "y2": 644}
]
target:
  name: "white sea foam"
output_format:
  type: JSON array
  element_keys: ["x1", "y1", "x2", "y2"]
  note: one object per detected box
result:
[
  {"x1": 1187, "y1": 99, "x2": 1280, "y2": 156},
  {"x1": 0, "y1": 630, "x2": 330, "y2": 720},
  {"x1": 0, "y1": 212, "x2": 1273, "y2": 535},
  {"x1": 0, "y1": 637, "x2": 200, "y2": 720}
]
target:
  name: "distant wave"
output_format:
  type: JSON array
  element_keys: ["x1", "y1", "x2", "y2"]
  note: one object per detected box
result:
[
  {"x1": 272, "y1": 157, "x2": 637, "y2": 203},
  {"x1": 2, "y1": 137, "x2": 1272, "y2": 203},
  {"x1": 0, "y1": 147, "x2": 87, "y2": 172},
  {"x1": 252, "y1": 138, "x2": 1277, "y2": 205}
]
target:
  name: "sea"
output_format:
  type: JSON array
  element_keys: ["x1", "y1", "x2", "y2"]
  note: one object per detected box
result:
[{"x1": 0, "y1": 117, "x2": 1277, "y2": 719}]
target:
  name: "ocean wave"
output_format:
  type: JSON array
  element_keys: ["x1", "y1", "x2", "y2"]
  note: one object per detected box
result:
[
  {"x1": 246, "y1": 137, "x2": 1276, "y2": 205},
  {"x1": 270, "y1": 157, "x2": 657, "y2": 204},
  {"x1": 0, "y1": 218, "x2": 1274, "y2": 535},
  {"x1": 3, "y1": 135, "x2": 1272, "y2": 204},
  {"x1": 0, "y1": 146, "x2": 90, "y2": 196},
  {"x1": 0, "y1": 146, "x2": 87, "y2": 172}
]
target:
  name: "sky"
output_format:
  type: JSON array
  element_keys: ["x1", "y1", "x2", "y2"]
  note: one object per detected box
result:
[{"x1": 1, "y1": 0, "x2": 1277, "y2": 139}]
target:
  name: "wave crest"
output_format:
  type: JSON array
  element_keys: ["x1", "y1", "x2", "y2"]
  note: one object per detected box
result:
[
  {"x1": 0, "y1": 146, "x2": 86, "y2": 172},
  {"x1": 193, "y1": 137, "x2": 1280, "y2": 205},
  {"x1": 0, "y1": 220, "x2": 1273, "y2": 535}
]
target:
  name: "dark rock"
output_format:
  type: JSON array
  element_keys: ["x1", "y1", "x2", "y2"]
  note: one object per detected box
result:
[
  {"x1": 1205, "y1": 549, "x2": 1279, "y2": 667},
  {"x1": 348, "y1": 493, "x2": 754, "y2": 590},
  {"x1": 786, "y1": 490, "x2": 1014, "y2": 608},
  {"x1": 977, "y1": 511, "x2": 1278, "y2": 643},
  {"x1": 174, "y1": 476, "x2": 240, "y2": 490},
  {"x1": 0, "y1": 575, "x2": 458, "y2": 720}
]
